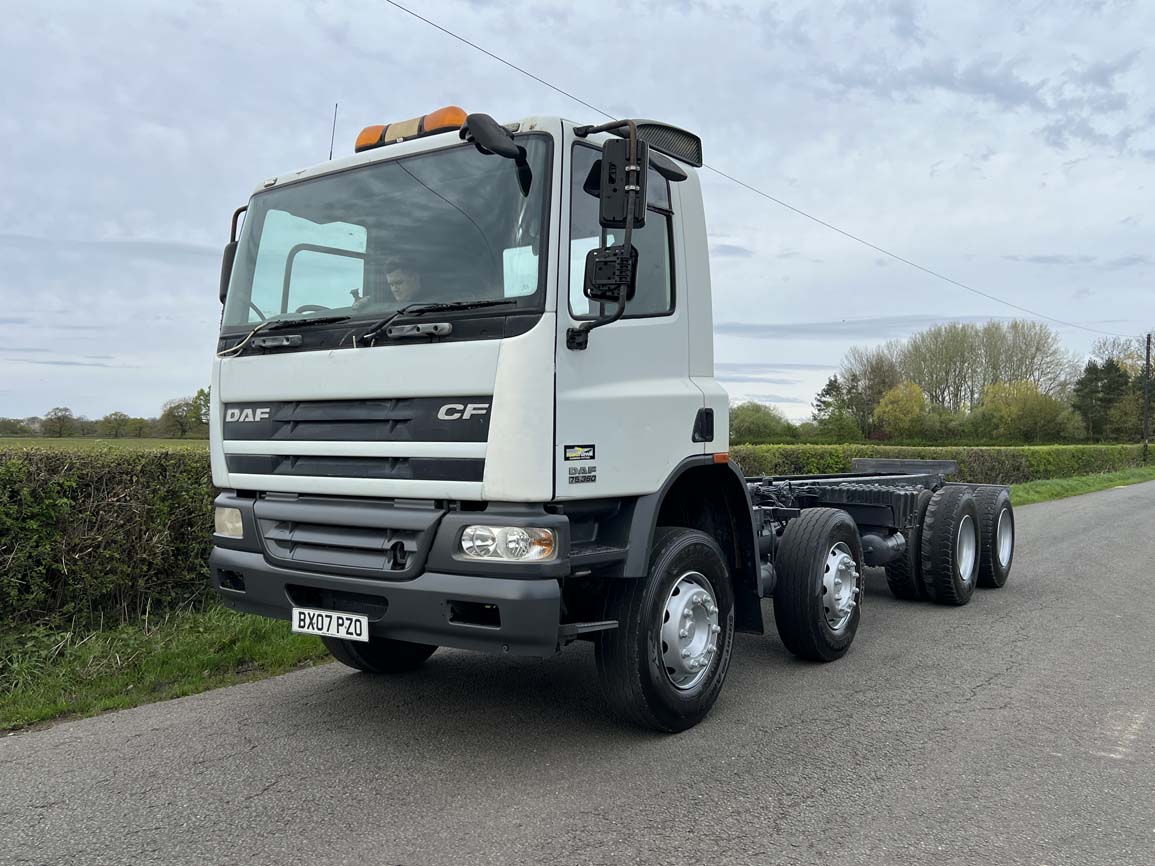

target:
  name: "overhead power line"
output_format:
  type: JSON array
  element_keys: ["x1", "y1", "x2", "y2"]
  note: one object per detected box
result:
[{"x1": 382, "y1": 0, "x2": 1139, "y2": 339}]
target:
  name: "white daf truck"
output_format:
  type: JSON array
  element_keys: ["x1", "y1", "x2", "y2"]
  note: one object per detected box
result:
[{"x1": 210, "y1": 107, "x2": 1016, "y2": 731}]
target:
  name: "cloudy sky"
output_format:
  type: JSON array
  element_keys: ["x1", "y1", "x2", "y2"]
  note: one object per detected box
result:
[{"x1": 2, "y1": 0, "x2": 1153, "y2": 420}]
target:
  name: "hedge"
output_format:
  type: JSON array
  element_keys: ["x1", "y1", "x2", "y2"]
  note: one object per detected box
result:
[
  {"x1": 1, "y1": 449, "x2": 213, "y2": 630},
  {"x1": 729, "y1": 443, "x2": 1145, "y2": 485},
  {"x1": 0, "y1": 444, "x2": 1145, "y2": 629}
]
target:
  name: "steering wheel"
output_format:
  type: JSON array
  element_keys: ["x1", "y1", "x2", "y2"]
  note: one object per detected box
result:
[
  {"x1": 249, "y1": 302, "x2": 266, "y2": 321},
  {"x1": 294, "y1": 304, "x2": 331, "y2": 314}
]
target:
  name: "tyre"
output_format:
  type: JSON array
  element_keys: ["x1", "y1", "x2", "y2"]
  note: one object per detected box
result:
[
  {"x1": 773, "y1": 508, "x2": 865, "y2": 662},
  {"x1": 884, "y1": 488, "x2": 933, "y2": 601},
  {"x1": 920, "y1": 486, "x2": 980, "y2": 606},
  {"x1": 323, "y1": 635, "x2": 437, "y2": 673},
  {"x1": 975, "y1": 487, "x2": 1014, "y2": 588},
  {"x1": 595, "y1": 527, "x2": 735, "y2": 732}
]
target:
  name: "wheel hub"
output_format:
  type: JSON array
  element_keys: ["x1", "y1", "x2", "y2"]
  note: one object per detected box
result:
[
  {"x1": 957, "y1": 514, "x2": 977, "y2": 583},
  {"x1": 996, "y1": 507, "x2": 1013, "y2": 568},
  {"x1": 660, "y1": 572, "x2": 720, "y2": 690},
  {"x1": 822, "y1": 542, "x2": 860, "y2": 632}
]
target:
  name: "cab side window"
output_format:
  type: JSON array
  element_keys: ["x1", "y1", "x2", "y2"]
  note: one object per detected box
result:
[{"x1": 569, "y1": 143, "x2": 674, "y2": 318}]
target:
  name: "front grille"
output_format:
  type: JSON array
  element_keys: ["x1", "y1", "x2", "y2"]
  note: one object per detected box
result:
[
  {"x1": 261, "y1": 520, "x2": 422, "y2": 573},
  {"x1": 254, "y1": 496, "x2": 444, "y2": 580}
]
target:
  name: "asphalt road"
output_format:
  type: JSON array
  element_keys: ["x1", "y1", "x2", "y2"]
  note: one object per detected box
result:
[{"x1": 3, "y1": 484, "x2": 1154, "y2": 866}]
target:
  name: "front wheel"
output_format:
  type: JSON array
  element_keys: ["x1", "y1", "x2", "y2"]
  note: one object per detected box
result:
[
  {"x1": 596, "y1": 528, "x2": 736, "y2": 732},
  {"x1": 323, "y1": 635, "x2": 437, "y2": 674}
]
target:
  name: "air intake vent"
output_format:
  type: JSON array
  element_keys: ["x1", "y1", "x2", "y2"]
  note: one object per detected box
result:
[{"x1": 253, "y1": 495, "x2": 445, "y2": 580}]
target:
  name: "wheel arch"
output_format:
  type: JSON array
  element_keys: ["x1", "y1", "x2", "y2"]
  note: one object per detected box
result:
[{"x1": 624, "y1": 456, "x2": 763, "y2": 634}]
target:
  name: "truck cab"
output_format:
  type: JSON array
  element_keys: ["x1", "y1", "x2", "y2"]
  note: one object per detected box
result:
[{"x1": 210, "y1": 108, "x2": 1015, "y2": 731}]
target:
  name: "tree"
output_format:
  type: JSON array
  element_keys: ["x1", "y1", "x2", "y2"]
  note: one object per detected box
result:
[
  {"x1": 812, "y1": 375, "x2": 847, "y2": 422},
  {"x1": 977, "y1": 381, "x2": 1075, "y2": 443},
  {"x1": 885, "y1": 320, "x2": 1076, "y2": 412},
  {"x1": 1105, "y1": 389, "x2": 1143, "y2": 442},
  {"x1": 42, "y1": 407, "x2": 76, "y2": 438},
  {"x1": 840, "y1": 346, "x2": 901, "y2": 436},
  {"x1": 814, "y1": 410, "x2": 863, "y2": 443},
  {"x1": 160, "y1": 398, "x2": 196, "y2": 438},
  {"x1": 126, "y1": 417, "x2": 152, "y2": 438},
  {"x1": 872, "y1": 383, "x2": 927, "y2": 441},
  {"x1": 99, "y1": 411, "x2": 130, "y2": 438},
  {"x1": 1091, "y1": 336, "x2": 1146, "y2": 376},
  {"x1": 190, "y1": 387, "x2": 211, "y2": 430},
  {"x1": 0, "y1": 418, "x2": 31, "y2": 436},
  {"x1": 899, "y1": 322, "x2": 981, "y2": 411},
  {"x1": 1072, "y1": 359, "x2": 1130, "y2": 441},
  {"x1": 729, "y1": 402, "x2": 798, "y2": 444}
]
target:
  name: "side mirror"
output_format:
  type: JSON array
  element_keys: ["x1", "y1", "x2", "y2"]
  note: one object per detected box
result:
[
  {"x1": 460, "y1": 113, "x2": 520, "y2": 159},
  {"x1": 583, "y1": 244, "x2": 637, "y2": 304},
  {"x1": 219, "y1": 241, "x2": 237, "y2": 304},
  {"x1": 598, "y1": 137, "x2": 648, "y2": 229},
  {"x1": 460, "y1": 113, "x2": 531, "y2": 195},
  {"x1": 220, "y1": 205, "x2": 246, "y2": 305}
]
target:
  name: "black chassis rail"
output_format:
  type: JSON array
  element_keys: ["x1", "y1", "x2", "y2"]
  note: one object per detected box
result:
[{"x1": 745, "y1": 470, "x2": 954, "y2": 573}]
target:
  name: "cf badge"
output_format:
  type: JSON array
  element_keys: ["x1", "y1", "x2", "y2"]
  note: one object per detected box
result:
[{"x1": 437, "y1": 403, "x2": 490, "y2": 421}]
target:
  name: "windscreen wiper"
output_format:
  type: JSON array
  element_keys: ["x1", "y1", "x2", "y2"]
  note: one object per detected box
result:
[
  {"x1": 218, "y1": 315, "x2": 351, "y2": 357},
  {"x1": 359, "y1": 299, "x2": 516, "y2": 345},
  {"x1": 263, "y1": 315, "x2": 350, "y2": 331}
]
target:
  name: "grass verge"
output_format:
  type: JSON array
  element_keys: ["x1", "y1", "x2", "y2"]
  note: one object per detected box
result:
[
  {"x1": 1, "y1": 606, "x2": 328, "y2": 732},
  {"x1": 1010, "y1": 464, "x2": 1155, "y2": 506}
]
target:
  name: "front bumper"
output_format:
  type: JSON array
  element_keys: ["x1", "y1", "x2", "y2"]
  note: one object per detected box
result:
[{"x1": 211, "y1": 547, "x2": 563, "y2": 656}]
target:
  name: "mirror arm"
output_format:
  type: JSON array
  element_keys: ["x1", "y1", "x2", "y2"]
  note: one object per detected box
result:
[
  {"x1": 566, "y1": 123, "x2": 640, "y2": 351},
  {"x1": 230, "y1": 206, "x2": 247, "y2": 243}
]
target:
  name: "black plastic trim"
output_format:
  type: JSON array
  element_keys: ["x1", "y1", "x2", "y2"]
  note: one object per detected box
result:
[
  {"x1": 210, "y1": 547, "x2": 563, "y2": 657},
  {"x1": 226, "y1": 454, "x2": 484, "y2": 482}
]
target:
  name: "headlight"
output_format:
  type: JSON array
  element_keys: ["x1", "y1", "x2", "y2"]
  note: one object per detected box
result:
[
  {"x1": 214, "y1": 506, "x2": 244, "y2": 539},
  {"x1": 459, "y1": 525, "x2": 557, "y2": 562}
]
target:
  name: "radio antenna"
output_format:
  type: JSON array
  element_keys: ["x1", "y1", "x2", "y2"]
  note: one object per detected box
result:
[{"x1": 328, "y1": 102, "x2": 339, "y2": 160}]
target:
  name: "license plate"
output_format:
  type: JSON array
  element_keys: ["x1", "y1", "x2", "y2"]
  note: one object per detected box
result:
[{"x1": 291, "y1": 607, "x2": 369, "y2": 642}]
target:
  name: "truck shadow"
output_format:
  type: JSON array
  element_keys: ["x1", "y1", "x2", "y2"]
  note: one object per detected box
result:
[{"x1": 250, "y1": 572, "x2": 904, "y2": 751}]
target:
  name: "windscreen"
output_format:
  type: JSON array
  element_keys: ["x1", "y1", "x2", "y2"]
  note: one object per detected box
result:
[{"x1": 222, "y1": 135, "x2": 551, "y2": 329}]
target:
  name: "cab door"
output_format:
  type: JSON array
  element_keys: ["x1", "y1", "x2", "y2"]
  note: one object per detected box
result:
[{"x1": 554, "y1": 137, "x2": 705, "y2": 500}]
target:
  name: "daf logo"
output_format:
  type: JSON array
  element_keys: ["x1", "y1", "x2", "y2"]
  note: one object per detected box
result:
[
  {"x1": 226, "y1": 407, "x2": 271, "y2": 423},
  {"x1": 437, "y1": 403, "x2": 489, "y2": 421}
]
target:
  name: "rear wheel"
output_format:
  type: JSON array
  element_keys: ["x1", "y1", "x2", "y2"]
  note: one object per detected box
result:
[
  {"x1": 975, "y1": 487, "x2": 1014, "y2": 588},
  {"x1": 884, "y1": 488, "x2": 933, "y2": 601},
  {"x1": 596, "y1": 527, "x2": 735, "y2": 732},
  {"x1": 323, "y1": 635, "x2": 437, "y2": 674},
  {"x1": 920, "y1": 487, "x2": 980, "y2": 606},
  {"x1": 773, "y1": 508, "x2": 865, "y2": 662}
]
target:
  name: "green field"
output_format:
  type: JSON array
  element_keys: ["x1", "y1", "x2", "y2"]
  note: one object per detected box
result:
[{"x1": 0, "y1": 437, "x2": 208, "y2": 450}]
